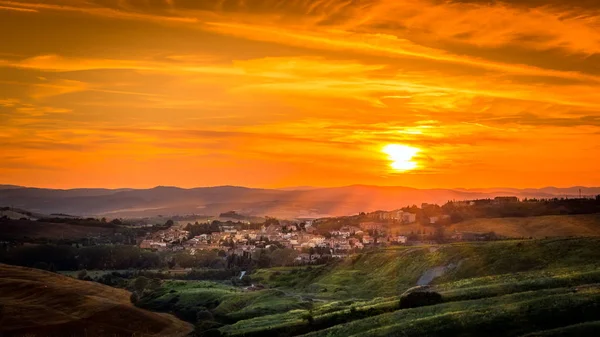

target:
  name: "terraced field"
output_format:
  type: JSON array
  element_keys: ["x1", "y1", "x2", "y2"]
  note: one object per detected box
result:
[
  {"x1": 126, "y1": 238, "x2": 600, "y2": 336},
  {"x1": 388, "y1": 214, "x2": 600, "y2": 239},
  {"x1": 203, "y1": 238, "x2": 600, "y2": 336}
]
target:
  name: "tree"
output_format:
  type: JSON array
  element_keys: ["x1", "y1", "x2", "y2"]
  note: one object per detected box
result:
[
  {"x1": 148, "y1": 278, "x2": 162, "y2": 291},
  {"x1": 433, "y1": 226, "x2": 446, "y2": 244},
  {"x1": 133, "y1": 276, "x2": 150, "y2": 294},
  {"x1": 77, "y1": 269, "x2": 88, "y2": 280},
  {"x1": 271, "y1": 248, "x2": 298, "y2": 267},
  {"x1": 196, "y1": 307, "x2": 214, "y2": 321},
  {"x1": 172, "y1": 252, "x2": 196, "y2": 268},
  {"x1": 130, "y1": 292, "x2": 139, "y2": 304},
  {"x1": 302, "y1": 311, "x2": 315, "y2": 325},
  {"x1": 399, "y1": 291, "x2": 442, "y2": 309}
]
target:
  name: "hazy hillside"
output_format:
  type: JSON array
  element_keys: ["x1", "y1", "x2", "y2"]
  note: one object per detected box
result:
[
  {"x1": 0, "y1": 264, "x2": 193, "y2": 337},
  {"x1": 1, "y1": 185, "x2": 598, "y2": 218},
  {"x1": 0, "y1": 219, "x2": 117, "y2": 241},
  {"x1": 387, "y1": 214, "x2": 600, "y2": 239},
  {"x1": 449, "y1": 214, "x2": 600, "y2": 238}
]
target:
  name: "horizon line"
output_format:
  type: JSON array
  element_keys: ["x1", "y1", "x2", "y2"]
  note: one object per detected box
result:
[{"x1": 1, "y1": 183, "x2": 599, "y2": 191}]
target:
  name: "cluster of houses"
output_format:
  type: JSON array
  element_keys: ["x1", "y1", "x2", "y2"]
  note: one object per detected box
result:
[
  {"x1": 366, "y1": 210, "x2": 417, "y2": 223},
  {"x1": 137, "y1": 203, "x2": 506, "y2": 260},
  {"x1": 139, "y1": 228, "x2": 189, "y2": 250},
  {"x1": 138, "y1": 220, "x2": 411, "y2": 259}
]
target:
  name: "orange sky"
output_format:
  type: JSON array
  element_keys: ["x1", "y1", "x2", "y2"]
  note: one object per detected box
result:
[{"x1": 1, "y1": 0, "x2": 599, "y2": 189}]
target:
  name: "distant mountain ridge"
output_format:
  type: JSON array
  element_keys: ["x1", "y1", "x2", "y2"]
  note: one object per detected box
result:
[{"x1": 0, "y1": 185, "x2": 598, "y2": 218}]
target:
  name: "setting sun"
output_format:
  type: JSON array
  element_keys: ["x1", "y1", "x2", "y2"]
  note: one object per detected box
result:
[{"x1": 382, "y1": 144, "x2": 420, "y2": 172}]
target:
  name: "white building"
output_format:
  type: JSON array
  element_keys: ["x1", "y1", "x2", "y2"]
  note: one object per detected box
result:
[{"x1": 402, "y1": 212, "x2": 417, "y2": 224}]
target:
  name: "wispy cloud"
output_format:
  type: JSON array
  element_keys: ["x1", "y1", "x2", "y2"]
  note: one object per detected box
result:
[
  {"x1": 0, "y1": 0, "x2": 198, "y2": 22},
  {"x1": 0, "y1": 4, "x2": 37, "y2": 12}
]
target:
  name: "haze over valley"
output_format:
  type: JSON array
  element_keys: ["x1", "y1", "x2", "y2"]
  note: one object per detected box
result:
[{"x1": 2, "y1": 185, "x2": 599, "y2": 218}]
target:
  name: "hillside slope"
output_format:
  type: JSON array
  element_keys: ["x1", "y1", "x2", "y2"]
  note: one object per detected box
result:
[
  {"x1": 388, "y1": 214, "x2": 600, "y2": 239},
  {"x1": 0, "y1": 219, "x2": 116, "y2": 241},
  {"x1": 448, "y1": 214, "x2": 600, "y2": 238},
  {"x1": 212, "y1": 238, "x2": 600, "y2": 336},
  {"x1": 253, "y1": 237, "x2": 600, "y2": 299},
  {"x1": 2, "y1": 185, "x2": 598, "y2": 218},
  {"x1": 0, "y1": 264, "x2": 193, "y2": 337}
]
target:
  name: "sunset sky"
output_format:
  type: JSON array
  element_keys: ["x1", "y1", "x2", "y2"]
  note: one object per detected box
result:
[{"x1": 1, "y1": 0, "x2": 599, "y2": 189}]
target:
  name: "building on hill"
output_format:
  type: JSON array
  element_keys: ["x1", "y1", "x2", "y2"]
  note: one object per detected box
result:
[
  {"x1": 401, "y1": 212, "x2": 417, "y2": 224},
  {"x1": 362, "y1": 235, "x2": 374, "y2": 244},
  {"x1": 139, "y1": 240, "x2": 153, "y2": 249},
  {"x1": 139, "y1": 240, "x2": 167, "y2": 251},
  {"x1": 220, "y1": 225, "x2": 237, "y2": 233},
  {"x1": 367, "y1": 211, "x2": 396, "y2": 220},
  {"x1": 305, "y1": 226, "x2": 317, "y2": 233},
  {"x1": 360, "y1": 222, "x2": 385, "y2": 231},
  {"x1": 197, "y1": 234, "x2": 211, "y2": 241},
  {"x1": 470, "y1": 199, "x2": 493, "y2": 206},
  {"x1": 265, "y1": 224, "x2": 282, "y2": 234},
  {"x1": 429, "y1": 215, "x2": 450, "y2": 224},
  {"x1": 390, "y1": 235, "x2": 408, "y2": 244},
  {"x1": 494, "y1": 196, "x2": 519, "y2": 204}
]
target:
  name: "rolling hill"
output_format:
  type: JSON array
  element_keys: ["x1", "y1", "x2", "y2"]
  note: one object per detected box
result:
[
  {"x1": 0, "y1": 218, "x2": 116, "y2": 241},
  {"x1": 0, "y1": 264, "x2": 193, "y2": 337},
  {"x1": 1, "y1": 185, "x2": 598, "y2": 218},
  {"x1": 201, "y1": 238, "x2": 600, "y2": 336},
  {"x1": 387, "y1": 214, "x2": 600, "y2": 238},
  {"x1": 448, "y1": 214, "x2": 600, "y2": 238}
]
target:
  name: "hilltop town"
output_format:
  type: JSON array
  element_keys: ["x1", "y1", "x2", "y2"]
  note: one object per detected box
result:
[
  {"x1": 136, "y1": 196, "x2": 558, "y2": 263},
  {"x1": 135, "y1": 195, "x2": 600, "y2": 264}
]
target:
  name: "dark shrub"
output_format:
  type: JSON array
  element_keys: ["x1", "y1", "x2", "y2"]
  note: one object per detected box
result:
[
  {"x1": 302, "y1": 312, "x2": 315, "y2": 325},
  {"x1": 199, "y1": 329, "x2": 222, "y2": 337},
  {"x1": 130, "y1": 292, "x2": 139, "y2": 304},
  {"x1": 196, "y1": 308, "x2": 214, "y2": 322},
  {"x1": 399, "y1": 291, "x2": 443, "y2": 309}
]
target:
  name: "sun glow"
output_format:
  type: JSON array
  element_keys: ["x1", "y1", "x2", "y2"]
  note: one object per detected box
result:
[{"x1": 382, "y1": 144, "x2": 420, "y2": 172}]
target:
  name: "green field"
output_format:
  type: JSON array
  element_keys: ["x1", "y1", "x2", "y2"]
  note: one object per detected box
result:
[
  {"x1": 128, "y1": 237, "x2": 600, "y2": 336},
  {"x1": 387, "y1": 214, "x2": 600, "y2": 238},
  {"x1": 449, "y1": 214, "x2": 600, "y2": 238}
]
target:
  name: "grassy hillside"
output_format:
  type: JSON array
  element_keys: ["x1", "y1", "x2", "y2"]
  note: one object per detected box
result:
[
  {"x1": 50, "y1": 238, "x2": 599, "y2": 336},
  {"x1": 0, "y1": 264, "x2": 193, "y2": 337},
  {"x1": 253, "y1": 237, "x2": 600, "y2": 299},
  {"x1": 207, "y1": 238, "x2": 600, "y2": 336},
  {"x1": 449, "y1": 214, "x2": 600, "y2": 238},
  {"x1": 388, "y1": 214, "x2": 600, "y2": 238},
  {"x1": 303, "y1": 288, "x2": 600, "y2": 337},
  {"x1": 0, "y1": 218, "x2": 115, "y2": 241},
  {"x1": 137, "y1": 280, "x2": 313, "y2": 324}
]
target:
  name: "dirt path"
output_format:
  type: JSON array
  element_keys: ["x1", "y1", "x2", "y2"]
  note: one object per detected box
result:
[{"x1": 417, "y1": 266, "x2": 447, "y2": 286}]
